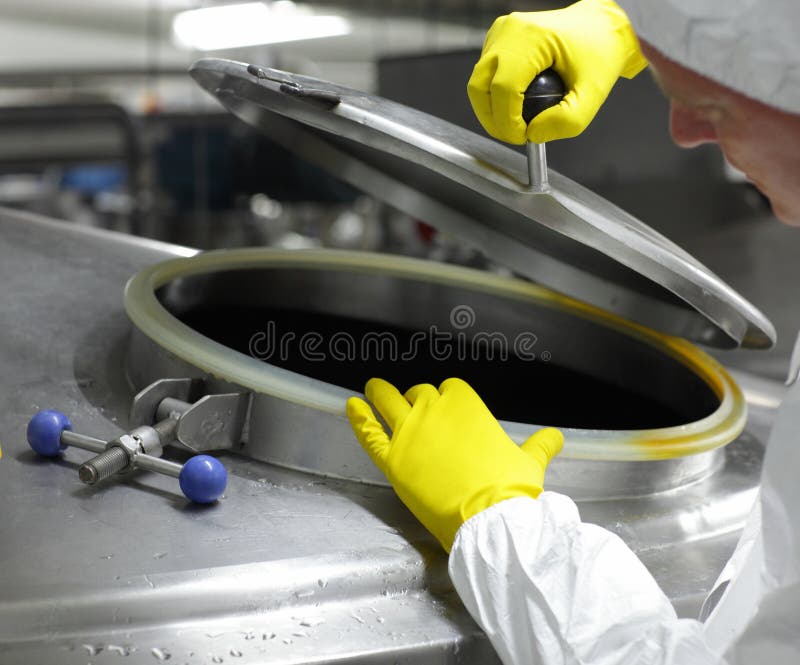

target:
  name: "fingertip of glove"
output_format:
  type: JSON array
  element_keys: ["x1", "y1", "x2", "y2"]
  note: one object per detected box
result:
[
  {"x1": 345, "y1": 395, "x2": 370, "y2": 423},
  {"x1": 467, "y1": 87, "x2": 505, "y2": 143},
  {"x1": 470, "y1": 119, "x2": 524, "y2": 144},
  {"x1": 537, "y1": 427, "x2": 565, "y2": 458},
  {"x1": 526, "y1": 102, "x2": 590, "y2": 143},
  {"x1": 497, "y1": 126, "x2": 528, "y2": 145},
  {"x1": 345, "y1": 396, "x2": 391, "y2": 466},
  {"x1": 520, "y1": 427, "x2": 564, "y2": 464},
  {"x1": 437, "y1": 377, "x2": 468, "y2": 393},
  {"x1": 345, "y1": 394, "x2": 364, "y2": 411},
  {"x1": 404, "y1": 382, "x2": 438, "y2": 405},
  {"x1": 364, "y1": 377, "x2": 389, "y2": 402}
]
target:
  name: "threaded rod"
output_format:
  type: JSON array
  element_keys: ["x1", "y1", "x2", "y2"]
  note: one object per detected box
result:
[{"x1": 78, "y1": 446, "x2": 130, "y2": 485}]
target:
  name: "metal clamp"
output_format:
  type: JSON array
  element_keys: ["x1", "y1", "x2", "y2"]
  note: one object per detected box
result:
[{"x1": 26, "y1": 378, "x2": 251, "y2": 503}]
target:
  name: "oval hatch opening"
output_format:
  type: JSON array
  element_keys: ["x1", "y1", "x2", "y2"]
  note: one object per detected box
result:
[{"x1": 158, "y1": 266, "x2": 720, "y2": 431}]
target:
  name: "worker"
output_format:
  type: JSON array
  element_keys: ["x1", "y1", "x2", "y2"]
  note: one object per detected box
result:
[{"x1": 347, "y1": 1, "x2": 800, "y2": 663}]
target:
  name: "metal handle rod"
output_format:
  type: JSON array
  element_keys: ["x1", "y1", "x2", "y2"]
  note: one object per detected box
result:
[
  {"x1": 526, "y1": 142, "x2": 549, "y2": 191},
  {"x1": 522, "y1": 68, "x2": 565, "y2": 192},
  {"x1": 157, "y1": 397, "x2": 192, "y2": 422},
  {"x1": 61, "y1": 430, "x2": 106, "y2": 454},
  {"x1": 61, "y1": 429, "x2": 182, "y2": 478},
  {"x1": 136, "y1": 455, "x2": 182, "y2": 478}
]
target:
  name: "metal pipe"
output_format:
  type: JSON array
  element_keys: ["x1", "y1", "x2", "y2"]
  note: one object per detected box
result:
[{"x1": 526, "y1": 142, "x2": 548, "y2": 191}]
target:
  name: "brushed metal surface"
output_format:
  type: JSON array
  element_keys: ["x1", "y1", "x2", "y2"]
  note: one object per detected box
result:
[{"x1": 0, "y1": 208, "x2": 774, "y2": 663}]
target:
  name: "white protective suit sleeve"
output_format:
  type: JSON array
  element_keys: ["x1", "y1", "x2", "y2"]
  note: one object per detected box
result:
[{"x1": 449, "y1": 493, "x2": 721, "y2": 665}]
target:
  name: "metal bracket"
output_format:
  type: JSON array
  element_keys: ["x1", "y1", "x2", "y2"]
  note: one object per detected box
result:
[
  {"x1": 130, "y1": 378, "x2": 250, "y2": 453},
  {"x1": 176, "y1": 393, "x2": 250, "y2": 453},
  {"x1": 130, "y1": 377, "x2": 204, "y2": 428},
  {"x1": 246, "y1": 63, "x2": 341, "y2": 108}
]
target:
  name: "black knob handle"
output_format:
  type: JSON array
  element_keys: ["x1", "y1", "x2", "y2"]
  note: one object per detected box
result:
[{"x1": 522, "y1": 68, "x2": 566, "y2": 125}]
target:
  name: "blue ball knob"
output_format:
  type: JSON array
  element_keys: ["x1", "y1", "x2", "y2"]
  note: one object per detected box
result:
[
  {"x1": 27, "y1": 410, "x2": 72, "y2": 457},
  {"x1": 179, "y1": 455, "x2": 227, "y2": 503}
]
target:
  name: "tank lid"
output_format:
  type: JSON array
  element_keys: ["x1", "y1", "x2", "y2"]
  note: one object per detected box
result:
[{"x1": 190, "y1": 58, "x2": 775, "y2": 349}]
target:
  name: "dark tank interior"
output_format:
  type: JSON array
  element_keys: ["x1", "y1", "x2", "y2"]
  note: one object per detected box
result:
[{"x1": 158, "y1": 266, "x2": 720, "y2": 430}]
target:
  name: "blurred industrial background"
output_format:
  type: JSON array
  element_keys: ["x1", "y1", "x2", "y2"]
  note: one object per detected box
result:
[{"x1": 1, "y1": 0, "x2": 798, "y2": 377}]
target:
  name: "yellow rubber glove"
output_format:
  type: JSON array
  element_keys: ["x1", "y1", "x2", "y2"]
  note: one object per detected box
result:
[
  {"x1": 467, "y1": 0, "x2": 647, "y2": 144},
  {"x1": 346, "y1": 377, "x2": 564, "y2": 552}
]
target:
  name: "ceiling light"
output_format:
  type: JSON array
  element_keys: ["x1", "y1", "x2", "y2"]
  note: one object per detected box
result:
[{"x1": 172, "y1": 2, "x2": 351, "y2": 51}]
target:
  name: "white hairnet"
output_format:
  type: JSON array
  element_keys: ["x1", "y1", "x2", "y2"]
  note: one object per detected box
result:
[{"x1": 615, "y1": 0, "x2": 800, "y2": 115}]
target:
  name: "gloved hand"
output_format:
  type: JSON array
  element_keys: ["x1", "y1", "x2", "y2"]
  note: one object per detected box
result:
[
  {"x1": 346, "y1": 377, "x2": 563, "y2": 552},
  {"x1": 467, "y1": 0, "x2": 647, "y2": 144}
]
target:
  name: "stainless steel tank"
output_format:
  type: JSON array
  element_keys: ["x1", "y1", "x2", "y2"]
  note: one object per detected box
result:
[{"x1": 0, "y1": 59, "x2": 784, "y2": 664}]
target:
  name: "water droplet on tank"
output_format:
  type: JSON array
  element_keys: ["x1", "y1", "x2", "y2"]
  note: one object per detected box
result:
[{"x1": 150, "y1": 647, "x2": 171, "y2": 660}]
